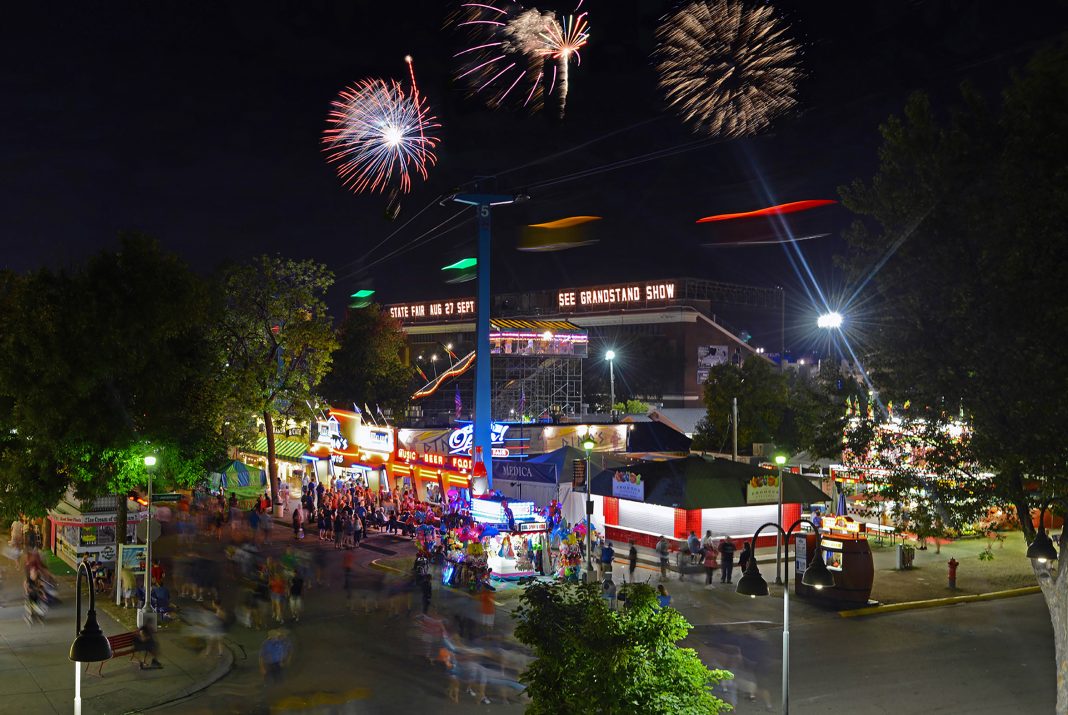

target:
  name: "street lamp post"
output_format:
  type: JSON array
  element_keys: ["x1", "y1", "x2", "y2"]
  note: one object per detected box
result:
[
  {"x1": 775, "y1": 454, "x2": 787, "y2": 584},
  {"x1": 1026, "y1": 503, "x2": 1061, "y2": 563},
  {"x1": 447, "y1": 191, "x2": 525, "y2": 490},
  {"x1": 605, "y1": 350, "x2": 616, "y2": 419},
  {"x1": 139, "y1": 455, "x2": 157, "y2": 630},
  {"x1": 70, "y1": 561, "x2": 113, "y2": 715},
  {"x1": 582, "y1": 436, "x2": 595, "y2": 573},
  {"x1": 736, "y1": 518, "x2": 835, "y2": 715}
]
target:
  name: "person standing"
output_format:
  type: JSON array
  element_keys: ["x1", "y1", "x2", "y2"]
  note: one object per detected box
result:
[
  {"x1": 718, "y1": 538, "x2": 737, "y2": 584},
  {"x1": 738, "y1": 541, "x2": 752, "y2": 575},
  {"x1": 289, "y1": 571, "x2": 304, "y2": 622},
  {"x1": 599, "y1": 541, "x2": 615, "y2": 582},
  {"x1": 291, "y1": 504, "x2": 304, "y2": 540},
  {"x1": 703, "y1": 544, "x2": 719, "y2": 588},
  {"x1": 687, "y1": 531, "x2": 702, "y2": 563},
  {"x1": 259, "y1": 629, "x2": 292, "y2": 684},
  {"x1": 627, "y1": 541, "x2": 638, "y2": 582},
  {"x1": 655, "y1": 536, "x2": 670, "y2": 582}
]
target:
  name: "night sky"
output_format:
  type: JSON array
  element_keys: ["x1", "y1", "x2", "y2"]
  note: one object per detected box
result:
[{"x1": 2, "y1": 1, "x2": 1063, "y2": 348}]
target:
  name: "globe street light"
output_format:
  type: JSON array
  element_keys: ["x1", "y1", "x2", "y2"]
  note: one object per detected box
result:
[
  {"x1": 70, "y1": 560, "x2": 112, "y2": 715},
  {"x1": 139, "y1": 455, "x2": 157, "y2": 630},
  {"x1": 605, "y1": 350, "x2": 616, "y2": 419},
  {"x1": 737, "y1": 519, "x2": 835, "y2": 715},
  {"x1": 816, "y1": 311, "x2": 843, "y2": 330},
  {"x1": 774, "y1": 454, "x2": 787, "y2": 584}
]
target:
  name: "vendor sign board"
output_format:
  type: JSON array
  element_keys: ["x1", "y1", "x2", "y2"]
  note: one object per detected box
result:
[
  {"x1": 745, "y1": 473, "x2": 779, "y2": 504},
  {"x1": 611, "y1": 471, "x2": 645, "y2": 501}
]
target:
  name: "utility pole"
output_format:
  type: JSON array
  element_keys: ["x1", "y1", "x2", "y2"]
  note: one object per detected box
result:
[{"x1": 732, "y1": 397, "x2": 738, "y2": 462}]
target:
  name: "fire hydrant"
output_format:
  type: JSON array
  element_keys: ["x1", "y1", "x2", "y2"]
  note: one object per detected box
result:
[{"x1": 947, "y1": 558, "x2": 959, "y2": 589}]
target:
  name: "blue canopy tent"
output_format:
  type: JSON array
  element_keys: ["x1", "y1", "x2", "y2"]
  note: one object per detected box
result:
[{"x1": 209, "y1": 460, "x2": 267, "y2": 490}]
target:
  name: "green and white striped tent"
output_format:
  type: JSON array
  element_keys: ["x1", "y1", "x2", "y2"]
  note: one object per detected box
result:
[{"x1": 209, "y1": 460, "x2": 267, "y2": 489}]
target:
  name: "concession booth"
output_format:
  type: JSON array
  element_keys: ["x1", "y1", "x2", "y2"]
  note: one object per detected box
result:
[{"x1": 589, "y1": 455, "x2": 830, "y2": 554}]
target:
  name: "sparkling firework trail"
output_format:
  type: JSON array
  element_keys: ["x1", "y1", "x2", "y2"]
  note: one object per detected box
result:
[
  {"x1": 450, "y1": 1, "x2": 589, "y2": 116},
  {"x1": 655, "y1": 0, "x2": 801, "y2": 138},
  {"x1": 322, "y1": 57, "x2": 440, "y2": 195}
]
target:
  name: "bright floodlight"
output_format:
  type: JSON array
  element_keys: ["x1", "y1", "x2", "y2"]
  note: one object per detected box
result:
[
  {"x1": 817, "y1": 311, "x2": 843, "y2": 329},
  {"x1": 774, "y1": 455, "x2": 787, "y2": 466},
  {"x1": 144, "y1": 455, "x2": 157, "y2": 467},
  {"x1": 605, "y1": 349, "x2": 616, "y2": 361}
]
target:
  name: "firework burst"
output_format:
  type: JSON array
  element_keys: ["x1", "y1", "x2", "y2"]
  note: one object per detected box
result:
[
  {"x1": 450, "y1": 1, "x2": 589, "y2": 117},
  {"x1": 322, "y1": 58, "x2": 440, "y2": 195},
  {"x1": 656, "y1": 0, "x2": 801, "y2": 138}
]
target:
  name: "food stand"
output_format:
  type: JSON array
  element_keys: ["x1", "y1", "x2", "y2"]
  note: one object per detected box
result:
[
  {"x1": 795, "y1": 514, "x2": 875, "y2": 607},
  {"x1": 471, "y1": 496, "x2": 548, "y2": 578}
]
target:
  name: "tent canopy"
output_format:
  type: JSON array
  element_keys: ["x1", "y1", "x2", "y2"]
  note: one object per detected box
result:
[
  {"x1": 589, "y1": 455, "x2": 829, "y2": 510},
  {"x1": 209, "y1": 460, "x2": 267, "y2": 489},
  {"x1": 527, "y1": 446, "x2": 631, "y2": 481}
]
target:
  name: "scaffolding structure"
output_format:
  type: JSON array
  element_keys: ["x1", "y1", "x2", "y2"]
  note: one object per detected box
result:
[{"x1": 492, "y1": 354, "x2": 582, "y2": 421}]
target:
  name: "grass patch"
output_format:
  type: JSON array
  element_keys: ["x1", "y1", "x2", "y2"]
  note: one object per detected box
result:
[{"x1": 42, "y1": 549, "x2": 75, "y2": 576}]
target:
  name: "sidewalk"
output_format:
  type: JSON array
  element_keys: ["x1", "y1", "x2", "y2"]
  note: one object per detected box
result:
[{"x1": 0, "y1": 557, "x2": 232, "y2": 715}]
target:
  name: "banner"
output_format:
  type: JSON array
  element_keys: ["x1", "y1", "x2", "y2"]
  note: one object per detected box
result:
[
  {"x1": 611, "y1": 471, "x2": 645, "y2": 501},
  {"x1": 493, "y1": 460, "x2": 558, "y2": 485},
  {"x1": 745, "y1": 473, "x2": 779, "y2": 504}
]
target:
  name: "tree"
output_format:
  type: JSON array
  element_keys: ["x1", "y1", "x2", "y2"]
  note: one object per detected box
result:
[
  {"x1": 514, "y1": 580, "x2": 731, "y2": 714},
  {"x1": 0, "y1": 235, "x2": 226, "y2": 532},
  {"x1": 613, "y1": 398, "x2": 651, "y2": 415},
  {"x1": 839, "y1": 43, "x2": 1068, "y2": 710},
  {"x1": 217, "y1": 255, "x2": 338, "y2": 511},
  {"x1": 692, "y1": 357, "x2": 787, "y2": 453},
  {"x1": 319, "y1": 304, "x2": 411, "y2": 415}
]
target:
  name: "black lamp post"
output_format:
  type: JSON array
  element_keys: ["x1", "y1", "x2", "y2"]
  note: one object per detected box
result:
[
  {"x1": 1026, "y1": 504, "x2": 1060, "y2": 564},
  {"x1": 70, "y1": 560, "x2": 113, "y2": 714},
  {"x1": 736, "y1": 518, "x2": 834, "y2": 715}
]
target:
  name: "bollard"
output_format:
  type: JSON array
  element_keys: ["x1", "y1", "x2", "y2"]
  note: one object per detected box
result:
[
  {"x1": 896, "y1": 544, "x2": 904, "y2": 570},
  {"x1": 947, "y1": 557, "x2": 959, "y2": 589}
]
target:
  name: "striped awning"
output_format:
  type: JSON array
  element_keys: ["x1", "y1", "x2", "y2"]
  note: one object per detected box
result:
[
  {"x1": 491, "y1": 318, "x2": 583, "y2": 333},
  {"x1": 245, "y1": 436, "x2": 310, "y2": 461}
]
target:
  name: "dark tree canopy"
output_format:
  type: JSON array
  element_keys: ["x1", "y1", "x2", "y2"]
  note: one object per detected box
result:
[
  {"x1": 0, "y1": 235, "x2": 226, "y2": 517},
  {"x1": 514, "y1": 580, "x2": 731, "y2": 715},
  {"x1": 216, "y1": 255, "x2": 337, "y2": 505},
  {"x1": 692, "y1": 356, "x2": 860, "y2": 459},
  {"x1": 839, "y1": 42, "x2": 1068, "y2": 710},
  {"x1": 319, "y1": 304, "x2": 411, "y2": 415}
]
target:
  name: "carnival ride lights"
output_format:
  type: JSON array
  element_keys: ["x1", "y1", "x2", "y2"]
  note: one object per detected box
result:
[{"x1": 697, "y1": 199, "x2": 837, "y2": 224}]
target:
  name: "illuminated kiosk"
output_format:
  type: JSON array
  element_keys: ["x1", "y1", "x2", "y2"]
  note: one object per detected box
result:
[
  {"x1": 471, "y1": 495, "x2": 547, "y2": 578},
  {"x1": 794, "y1": 515, "x2": 875, "y2": 607}
]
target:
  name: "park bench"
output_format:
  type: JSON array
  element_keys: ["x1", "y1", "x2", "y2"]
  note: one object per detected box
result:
[{"x1": 84, "y1": 631, "x2": 139, "y2": 677}]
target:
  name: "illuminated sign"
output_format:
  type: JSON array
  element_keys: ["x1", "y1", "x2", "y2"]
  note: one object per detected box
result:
[
  {"x1": 745, "y1": 473, "x2": 780, "y2": 505},
  {"x1": 557, "y1": 281, "x2": 676, "y2": 309},
  {"x1": 448, "y1": 422, "x2": 510, "y2": 455},
  {"x1": 611, "y1": 471, "x2": 645, "y2": 501},
  {"x1": 388, "y1": 298, "x2": 476, "y2": 321},
  {"x1": 357, "y1": 426, "x2": 394, "y2": 454}
]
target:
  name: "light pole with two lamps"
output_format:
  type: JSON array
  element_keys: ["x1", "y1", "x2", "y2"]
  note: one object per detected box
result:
[
  {"x1": 70, "y1": 560, "x2": 113, "y2": 715},
  {"x1": 774, "y1": 454, "x2": 787, "y2": 584},
  {"x1": 736, "y1": 518, "x2": 835, "y2": 715}
]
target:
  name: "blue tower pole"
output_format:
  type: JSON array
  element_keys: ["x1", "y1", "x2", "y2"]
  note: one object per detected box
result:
[{"x1": 447, "y1": 192, "x2": 524, "y2": 492}]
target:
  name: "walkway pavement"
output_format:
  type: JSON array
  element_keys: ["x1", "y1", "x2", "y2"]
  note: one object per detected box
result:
[{"x1": 0, "y1": 556, "x2": 231, "y2": 715}]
